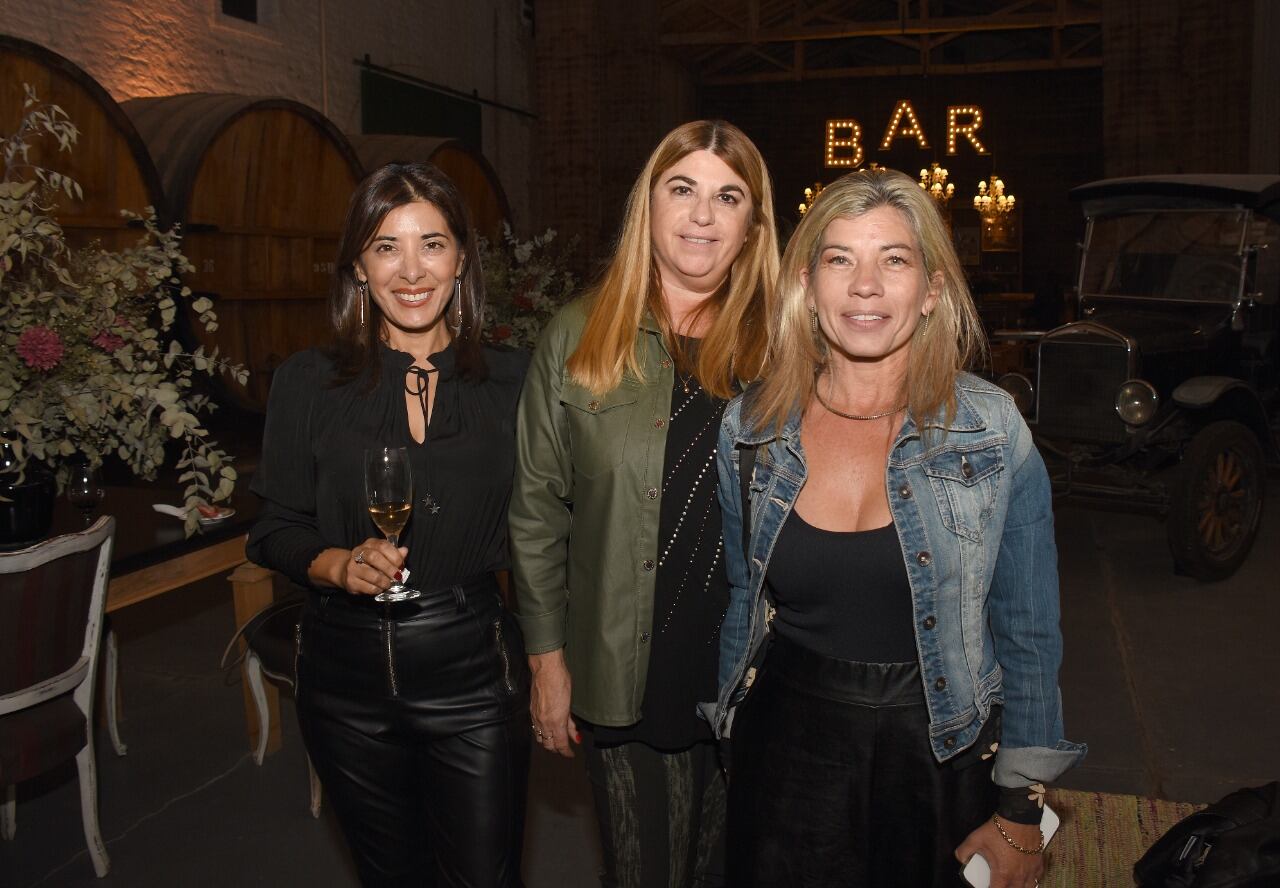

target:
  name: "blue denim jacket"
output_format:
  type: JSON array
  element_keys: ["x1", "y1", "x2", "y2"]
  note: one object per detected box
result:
[{"x1": 702, "y1": 372, "x2": 1086, "y2": 788}]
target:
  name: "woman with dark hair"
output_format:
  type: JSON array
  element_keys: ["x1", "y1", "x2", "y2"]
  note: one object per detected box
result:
[
  {"x1": 510, "y1": 120, "x2": 779, "y2": 887},
  {"x1": 247, "y1": 162, "x2": 530, "y2": 887}
]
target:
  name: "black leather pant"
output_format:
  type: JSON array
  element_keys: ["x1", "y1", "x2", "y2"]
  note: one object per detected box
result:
[{"x1": 296, "y1": 575, "x2": 530, "y2": 888}]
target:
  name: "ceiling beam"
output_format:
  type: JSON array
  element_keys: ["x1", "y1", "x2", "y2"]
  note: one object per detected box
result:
[
  {"x1": 660, "y1": 9, "x2": 1100, "y2": 47},
  {"x1": 1063, "y1": 29, "x2": 1101, "y2": 59},
  {"x1": 701, "y1": 54, "x2": 1101, "y2": 85}
]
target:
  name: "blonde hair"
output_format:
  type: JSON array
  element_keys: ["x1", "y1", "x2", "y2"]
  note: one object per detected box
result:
[
  {"x1": 747, "y1": 167, "x2": 986, "y2": 436},
  {"x1": 566, "y1": 120, "x2": 780, "y2": 398}
]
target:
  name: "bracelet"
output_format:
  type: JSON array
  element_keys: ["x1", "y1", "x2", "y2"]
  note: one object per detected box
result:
[{"x1": 992, "y1": 814, "x2": 1044, "y2": 855}]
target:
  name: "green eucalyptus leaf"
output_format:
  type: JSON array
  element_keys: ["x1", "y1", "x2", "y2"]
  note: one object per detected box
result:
[{"x1": 2, "y1": 86, "x2": 239, "y2": 506}]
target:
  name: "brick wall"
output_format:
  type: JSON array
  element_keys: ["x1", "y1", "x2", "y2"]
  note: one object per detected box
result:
[
  {"x1": 0, "y1": 0, "x2": 535, "y2": 227},
  {"x1": 533, "y1": 0, "x2": 697, "y2": 276},
  {"x1": 1103, "y1": 0, "x2": 1256, "y2": 175}
]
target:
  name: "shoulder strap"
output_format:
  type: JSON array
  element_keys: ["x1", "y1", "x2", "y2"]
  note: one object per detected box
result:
[{"x1": 738, "y1": 445, "x2": 756, "y2": 559}]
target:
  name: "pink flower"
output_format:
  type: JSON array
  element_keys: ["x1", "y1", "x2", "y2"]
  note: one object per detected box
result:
[
  {"x1": 92, "y1": 330, "x2": 126, "y2": 352},
  {"x1": 16, "y1": 326, "x2": 64, "y2": 370}
]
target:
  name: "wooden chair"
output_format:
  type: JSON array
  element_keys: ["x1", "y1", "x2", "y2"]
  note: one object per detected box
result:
[
  {"x1": 222, "y1": 591, "x2": 322, "y2": 817},
  {"x1": 0, "y1": 516, "x2": 116, "y2": 877}
]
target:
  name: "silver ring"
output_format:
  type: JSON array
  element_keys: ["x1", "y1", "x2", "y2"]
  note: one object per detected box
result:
[{"x1": 353, "y1": 549, "x2": 366, "y2": 565}]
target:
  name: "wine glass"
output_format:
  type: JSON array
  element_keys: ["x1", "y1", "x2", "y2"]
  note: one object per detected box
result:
[
  {"x1": 67, "y1": 460, "x2": 105, "y2": 527},
  {"x1": 364, "y1": 447, "x2": 419, "y2": 602}
]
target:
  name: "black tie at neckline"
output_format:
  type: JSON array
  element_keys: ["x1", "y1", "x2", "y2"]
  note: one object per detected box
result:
[{"x1": 404, "y1": 364, "x2": 439, "y2": 430}]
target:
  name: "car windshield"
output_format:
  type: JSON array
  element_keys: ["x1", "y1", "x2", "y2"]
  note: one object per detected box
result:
[{"x1": 1080, "y1": 210, "x2": 1247, "y2": 302}]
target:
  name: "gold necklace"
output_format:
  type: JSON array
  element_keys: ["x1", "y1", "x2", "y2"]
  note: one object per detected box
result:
[{"x1": 814, "y1": 376, "x2": 906, "y2": 421}]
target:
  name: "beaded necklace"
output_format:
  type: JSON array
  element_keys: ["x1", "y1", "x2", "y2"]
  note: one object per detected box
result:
[{"x1": 654, "y1": 369, "x2": 728, "y2": 637}]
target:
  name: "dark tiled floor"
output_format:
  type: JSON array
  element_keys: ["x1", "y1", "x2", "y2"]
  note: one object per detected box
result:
[{"x1": 2, "y1": 481, "x2": 1278, "y2": 886}]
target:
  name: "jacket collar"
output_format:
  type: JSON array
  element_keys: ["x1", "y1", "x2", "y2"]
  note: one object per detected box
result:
[
  {"x1": 896, "y1": 383, "x2": 987, "y2": 442},
  {"x1": 732, "y1": 387, "x2": 802, "y2": 446}
]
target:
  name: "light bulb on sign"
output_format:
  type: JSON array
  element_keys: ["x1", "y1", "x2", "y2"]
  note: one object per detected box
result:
[
  {"x1": 880, "y1": 99, "x2": 929, "y2": 150},
  {"x1": 825, "y1": 120, "x2": 864, "y2": 168},
  {"x1": 947, "y1": 106, "x2": 988, "y2": 155}
]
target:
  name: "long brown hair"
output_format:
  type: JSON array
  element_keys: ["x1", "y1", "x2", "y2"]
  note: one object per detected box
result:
[
  {"x1": 328, "y1": 162, "x2": 487, "y2": 384},
  {"x1": 747, "y1": 168, "x2": 986, "y2": 436},
  {"x1": 566, "y1": 120, "x2": 780, "y2": 398}
]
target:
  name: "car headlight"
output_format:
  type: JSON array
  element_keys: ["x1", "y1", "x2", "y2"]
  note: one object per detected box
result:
[
  {"x1": 996, "y1": 373, "x2": 1034, "y2": 415},
  {"x1": 1115, "y1": 379, "x2": 1159, "y2": 426}
]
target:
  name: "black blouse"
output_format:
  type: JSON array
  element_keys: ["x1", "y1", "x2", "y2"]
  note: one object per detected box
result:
[{"x1": 246, "y1": 343, "x2": 529, "y2": 592}]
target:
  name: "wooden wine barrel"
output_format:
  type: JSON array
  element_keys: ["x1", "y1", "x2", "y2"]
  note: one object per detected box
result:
[
  {"x1": 348, "y1": 134, "x2": 512, "y2": 238},
  {"x1": 0, "y1": 35, "x2": 166, "y2": 251},
  {"x1": 124, "y1": 94, "x2": 363, "y2": 411}
]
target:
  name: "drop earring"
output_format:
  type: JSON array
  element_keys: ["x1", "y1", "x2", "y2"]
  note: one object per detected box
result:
[
  {"x1": 451, "y1": 278, "x2": 463, "y2": 332},
  {"x1": 358, "y1": 280, "x2": 367, "y2": 327},
  {"x1": 920, "y1": 312, "x2": 931, "y2": 336},
  {"x1": 809, "y1": 305, "x2": 819, "y2": 334}
]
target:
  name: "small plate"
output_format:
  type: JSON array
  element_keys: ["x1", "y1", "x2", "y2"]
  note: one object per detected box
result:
[{"x1": 197, "y1": 507, "x2": 236, "y2": 526}]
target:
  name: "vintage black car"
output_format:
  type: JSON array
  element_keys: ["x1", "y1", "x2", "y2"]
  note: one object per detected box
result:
[{"x1": 996, "y1": 175, "x2": 1280, "y2": 580}]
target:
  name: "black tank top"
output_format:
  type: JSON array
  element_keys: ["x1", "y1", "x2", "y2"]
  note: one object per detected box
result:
[{"x1": 765, "y1": 510, "x2": 917, "y2": 663}]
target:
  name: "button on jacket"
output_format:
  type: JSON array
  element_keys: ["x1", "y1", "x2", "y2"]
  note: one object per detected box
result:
[
  {"x1": 703, "y1": 373, "x2": 1086, "y2": 789},
  {"x1": 510, "y1": 300, "x2": 677, "y2": 726}
]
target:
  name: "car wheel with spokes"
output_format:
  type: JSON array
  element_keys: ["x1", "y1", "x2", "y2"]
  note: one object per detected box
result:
[{"x1": 1167, "y1": 421, "x2": 1265, "y2": 581}]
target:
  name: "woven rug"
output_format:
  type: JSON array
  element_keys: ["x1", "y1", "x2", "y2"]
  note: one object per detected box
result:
[{"x1": 1042, "y1": 788, "x2": 1204, "y2": 887}]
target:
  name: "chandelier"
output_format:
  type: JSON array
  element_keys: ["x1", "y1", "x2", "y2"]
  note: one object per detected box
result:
[
  {"x1": 974, "y1": 176, "x2": 1016, "y2": 215},
  {"x1": 918, "y1": 163, "x2": 954, "y2": 205},
  {"x1": 798, "y1": 182, "x2": 824, "y2": 216}
]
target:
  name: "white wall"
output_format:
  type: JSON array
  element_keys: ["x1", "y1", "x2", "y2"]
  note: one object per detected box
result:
[{"x1": 0, "y1": 0, "x2": 535, "y2": 226}]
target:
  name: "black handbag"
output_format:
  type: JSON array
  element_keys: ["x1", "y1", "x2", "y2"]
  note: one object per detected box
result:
[{"x1": 1133, "y1": 782, "x2": 1280, "y2": 887}]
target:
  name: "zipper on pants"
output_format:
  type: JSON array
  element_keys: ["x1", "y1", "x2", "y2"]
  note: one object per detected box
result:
[
  {"x1": 493, "y1": 619, "x2": 516, "y2": 693},
  {"x1": 382, "y1": 619, "x2": 399, "y2": 697}
]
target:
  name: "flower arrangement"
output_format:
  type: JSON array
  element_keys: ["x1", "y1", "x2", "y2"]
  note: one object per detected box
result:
[
  {"x1": 1, "y1": 86, "x2": 246, "y2": 535},
  {"x1": 479, "y1": 223, "x2": 578, "y2": 351}
]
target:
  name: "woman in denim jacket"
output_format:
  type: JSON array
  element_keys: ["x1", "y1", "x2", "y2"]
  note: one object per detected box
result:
[{"x1": 705, "y1": 169, "x2": 1085, "y2": 888}]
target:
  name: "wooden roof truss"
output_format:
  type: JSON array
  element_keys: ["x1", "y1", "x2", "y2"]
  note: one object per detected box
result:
[{"x1": 659, "y1": 0, "x2": 1103, "y2": 84}]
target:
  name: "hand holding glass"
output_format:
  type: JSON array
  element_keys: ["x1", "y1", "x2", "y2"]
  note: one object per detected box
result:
[{"x1": 364, "y1": 447, "x2": 419, "y2": 602}]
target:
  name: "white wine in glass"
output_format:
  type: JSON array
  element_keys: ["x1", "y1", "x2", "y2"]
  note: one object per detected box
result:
[
  {"x1": 368, "y1": 501, "x2": 411, "y2": 538},
  {"x1": 364, "y1": 447, "x2": 419, "y2": 602}
]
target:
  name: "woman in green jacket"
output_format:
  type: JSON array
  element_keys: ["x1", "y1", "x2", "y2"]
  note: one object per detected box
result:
[{"x1": 510, "y1": 120, "x2": 779, "y2": 887}]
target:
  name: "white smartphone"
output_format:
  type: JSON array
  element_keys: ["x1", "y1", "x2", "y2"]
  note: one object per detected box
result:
[{"x1": 961, "y1": 803, "x2": 1060, "y2": 888}]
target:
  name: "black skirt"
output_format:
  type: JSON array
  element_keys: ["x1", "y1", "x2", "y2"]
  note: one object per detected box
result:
[{"x1": 727, "y1": 633, "x2": 999, "y2": 888}]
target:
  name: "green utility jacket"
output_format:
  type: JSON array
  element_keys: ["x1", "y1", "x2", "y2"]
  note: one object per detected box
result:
[{"x1": 510, "y1": 298, "x2": 676, "y2": 726}]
